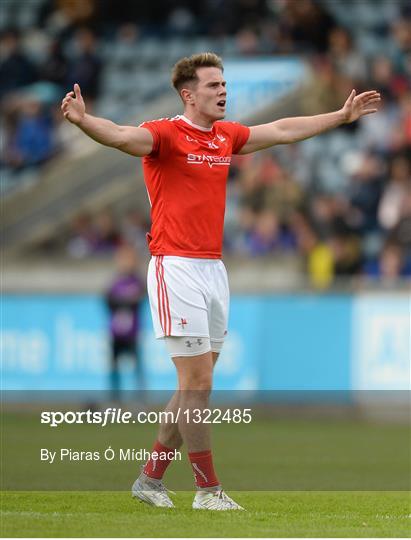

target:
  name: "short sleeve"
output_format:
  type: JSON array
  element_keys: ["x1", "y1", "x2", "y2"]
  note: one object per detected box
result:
[
  {"x1": 232, "y1": 123, "x2": 250, "y2": 154},
  {"x1": 219, "y1": 121, "x2": 250, "y2": 154},
  {"x1": 138, "y1": 118, "x2": 172, "y2": 157}
]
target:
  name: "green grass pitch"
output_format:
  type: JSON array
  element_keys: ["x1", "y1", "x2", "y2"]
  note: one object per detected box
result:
[
  {"x1": 1, "y1": 490, "x2": 409, "y2": 537},
  {"x1": 1, "y1": 411, "x2": 410, "y2": 536}
]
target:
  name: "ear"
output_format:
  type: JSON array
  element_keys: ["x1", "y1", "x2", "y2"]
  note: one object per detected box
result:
[{"x1": 180, "y1": 88, "x2": 193, "y2": 105}]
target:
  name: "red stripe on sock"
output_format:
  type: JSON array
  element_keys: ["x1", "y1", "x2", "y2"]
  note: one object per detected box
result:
[
  {"x1": 143, "y1": 440, "x2": 175, "y2": 480},
  {"x1": 188, "y1": 450, "x2": 220, "y2": 488}
]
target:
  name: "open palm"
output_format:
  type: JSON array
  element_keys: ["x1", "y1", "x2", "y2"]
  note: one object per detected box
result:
[{"x1": 341, "y1": 89, "x2": 381, "y2": 123}]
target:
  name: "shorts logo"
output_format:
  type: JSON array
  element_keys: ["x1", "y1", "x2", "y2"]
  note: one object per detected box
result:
[
  {"x1": 187, "y1": 153, "x2": 231, "y2": 168},
  {"x1": 178, "y1": 318, "x2": 188, "y2": 328},
  {"x1": 185, "y1": 338, "x2": 203, "y2": 348}
]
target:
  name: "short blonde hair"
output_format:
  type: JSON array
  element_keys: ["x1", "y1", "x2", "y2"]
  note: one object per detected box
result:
[{"x1": 171, "y1": 52, "x2": 223, "y2": 93}]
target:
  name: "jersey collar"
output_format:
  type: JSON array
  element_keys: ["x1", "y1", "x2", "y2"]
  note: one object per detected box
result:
[{"x1": 179, "y1": 115, "x2": 213, "y2": 132}]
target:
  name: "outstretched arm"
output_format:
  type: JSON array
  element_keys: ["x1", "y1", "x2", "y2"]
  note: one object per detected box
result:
[
  {"x1": 239, "y1": 90, "x2": 380, "y2": 154},
  {"x1": 61, "y1": 84, "x2": 153, "y2": 157}
]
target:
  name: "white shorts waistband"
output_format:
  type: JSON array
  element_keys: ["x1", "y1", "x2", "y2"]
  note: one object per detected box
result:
[{"x1": 152, "y1": 255, "x2": 222, "y2": 265}]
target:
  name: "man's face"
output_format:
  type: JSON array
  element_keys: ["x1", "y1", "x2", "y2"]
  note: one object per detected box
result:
[{"x1": 184, "y1": 67, "x2": 227, "y2": 121}]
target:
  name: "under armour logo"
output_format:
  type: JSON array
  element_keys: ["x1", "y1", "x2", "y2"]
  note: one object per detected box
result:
[
  {"x1": 185, "y1": 339, "x2": 203, "y2": 348},
  {"x1": 186, "y1": 135, "x2": 199, "y2": 143}
]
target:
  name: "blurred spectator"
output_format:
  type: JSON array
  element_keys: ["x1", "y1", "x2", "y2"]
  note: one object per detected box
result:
[
  {"x1": 66, "y1": 209, "x2": 141, "y2": 258},
  {"x1": 238, "y1": 157, "x2": 267, "y2": 213},
  {"x1": 390, "y1": 184, "x2": 411, "y2": 254},
  {"x1": 105, "y1": 244, "x2": 145, "y2": 400},
  {"x1": 328, "y1": 233, "x2": 362, "y2": 277},
  {"x1": 121, "y1": 208, "x2": 149, "y2": 255},
  {"x1": 389, "y1": 16, "x2": 411, "y2": 77},
  {"x1": 235, "y1": 27, "x2": 261, "y2": 55},
  {"x1": 363, "y1": 241, "x2": 411, "y2": 284},
  {"x1": 246, "y1": 209, "x2": 296, "y2": 256},
  {"x1": 356, "y1": 96, "x2": 401, "y2": 153},
  {"x1": 264, "y1": 167, "x2": 302, "y2": 222},
  {"x1": 93, "y1": 209, "x2": 121, "y2": 253},
  {"x1": 301, "y1": 57, "x2": 352, "y2": 116},
  {"x1": 65, "y1": 27, "x2": 101, "y2": 103},
  {"x1": 227, "y1": 205, "x2": 257, "y2": 255},
  {"x1": 308, "y1": 241, "x2": 334, "y2": 289},
  {"x1": 290, "y1": 211, "x2": 317, "y2": 256},
  {"x1": 397, "y1": 91, "x2": 411, "y2": 146},
  {"x1": 38, "y1": 39, "x2": 68, "y2": 90},
  {"x1": 66, "y1": 212, "x2": 97, "y2": 258},
  {"x1": 309, "y1": 195, "x2": 344, "y2": 239},
  {"x1": 347, "y1": 152, "x2": 385, "y2": 234},
  {"x1": 280, "y1": 0, "x2": 337, "y2": 53},
  {"x1": 328, "y1": 26, "x2": 366, "y2": 84},
  {"x1": 369, "y1": 56, "x2": 399, "y2": 101},
  {"x1": 40, "y1": 0, "x2": 99, "y2": 39},
  {"x1": 3, "y1": 97, "x2": 55, "y2": 171},
  {"x1": 378, "y1": 153, "x2": 411, "y2": 230},
  {"x1": 110, "y1": 23, "x2": 141, "y2": 68},
  {"x1": 0, "y1": 29, "x2": 37, "y2": 101},
  {"x1": 167, "y1": 6, "x2": 197, "y2": 36}
]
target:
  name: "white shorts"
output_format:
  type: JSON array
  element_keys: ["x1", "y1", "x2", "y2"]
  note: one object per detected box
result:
[{"x1": 147, "y1": 256, "x2": 229, "y2": 343}]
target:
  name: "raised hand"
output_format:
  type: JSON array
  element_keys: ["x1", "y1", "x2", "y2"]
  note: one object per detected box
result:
[
  {"x1": 61, "y1": 83, "x2": 86, "y2": 125},
  {"x1": 341, "y1": 89, "x2": 381, "y2": 124}
]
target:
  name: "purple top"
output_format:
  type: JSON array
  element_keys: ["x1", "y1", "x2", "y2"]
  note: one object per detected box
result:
[{"x1": 106, "y1": 274, "x2": 145, "y2": 340}]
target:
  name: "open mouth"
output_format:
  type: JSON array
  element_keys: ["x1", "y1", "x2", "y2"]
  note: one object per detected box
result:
[{"x1": 217, "y1": 100, "x2": 226, "y2": 108}]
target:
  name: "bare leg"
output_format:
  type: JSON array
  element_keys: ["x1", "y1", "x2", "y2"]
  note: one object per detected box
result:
[
  {"x1": 156, "y1": 352, "x2": 219, "y2": 449},
  {"x1": 133, "y1": 350, "x2": 223, "y2": 506},
  {"x1": 157, "y1": 390, "x2": 183, "y2": 449},
  {"x1": 173, "y1": 351, "x2": 214, "y2": 452}
]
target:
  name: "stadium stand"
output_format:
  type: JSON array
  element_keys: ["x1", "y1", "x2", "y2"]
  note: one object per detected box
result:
[{"x1": 1, "y1": 0, "x2": 410, "y2": 289}]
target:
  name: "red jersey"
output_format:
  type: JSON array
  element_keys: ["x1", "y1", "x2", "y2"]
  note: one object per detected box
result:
[{"x1": 140, "y1": 115, "x2": 250, "y2": 259}]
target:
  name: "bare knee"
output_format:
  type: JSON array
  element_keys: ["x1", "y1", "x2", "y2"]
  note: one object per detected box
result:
[
  {"x1": 173, "y1": 352, "x2": 213, "y2": 392},
  {"x1": 181, "y1": 376, "x2": 212, "y2": 392},
  {"x1": 178, "y1": 368, "x2": 212, "y2": 392}
]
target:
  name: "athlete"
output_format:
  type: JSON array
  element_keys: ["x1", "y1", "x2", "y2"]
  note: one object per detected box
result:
[{"x1": 61, "y1": 52, "x2": 380, "y2": 511}]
